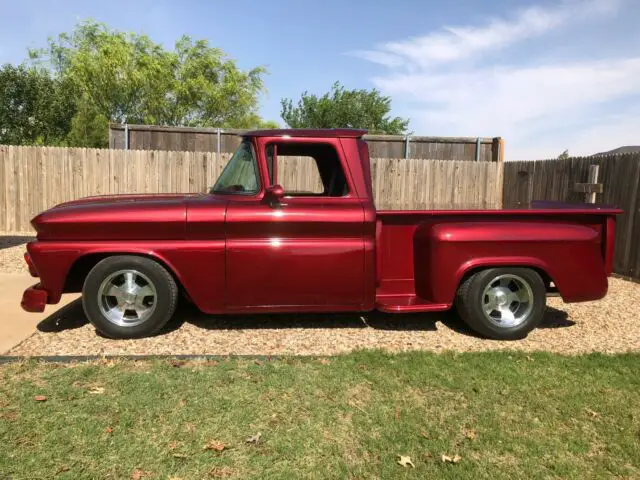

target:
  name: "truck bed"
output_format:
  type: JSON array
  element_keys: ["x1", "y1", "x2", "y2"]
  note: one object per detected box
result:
[{"x1": 374, "y1": 205, "x2": 622, "y2": 312}]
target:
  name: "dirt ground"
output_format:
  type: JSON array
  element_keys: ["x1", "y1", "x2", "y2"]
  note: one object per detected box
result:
[{"x1": 2, "y1": 235, "x2": 639, "y2": 356}]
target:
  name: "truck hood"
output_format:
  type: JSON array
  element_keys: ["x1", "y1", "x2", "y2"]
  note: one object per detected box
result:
[
  {"x1": 32, "y1": 193, "x2": 224, "y2": 241},
  {"x1": 51, "y1": 193, "x2": 195, "y2": 209}
]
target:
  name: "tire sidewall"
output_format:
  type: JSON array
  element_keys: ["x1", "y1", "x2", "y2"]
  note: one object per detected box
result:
[
  {"x1": 82, "y1": 256, "x2": 175, "y2": 339},
  {"x1": 466, "y1": 268, "x2": 546, "y2": 340}
]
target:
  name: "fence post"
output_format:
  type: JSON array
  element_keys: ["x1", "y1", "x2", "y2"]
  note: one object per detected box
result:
[
  {"x1": 216, "y1": 128, "x2": 221, "y2": 160},
  {"x1": 124, "y1": 124, "x2": 129, "y2": 150},
  {"x1": 587, "y1": 164, "x2": 600, "y2": 204},
  {"x1": 475, "y1": 137, "x2": 481, "y2": 162}
]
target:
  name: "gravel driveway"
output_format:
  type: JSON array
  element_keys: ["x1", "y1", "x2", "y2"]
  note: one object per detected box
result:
[
  {"x1": 0, "y1": 235, "x2": 34, "y2": 273},
  {"x1": 3, "y1": 235, "x2": 639, "y2": 356}
]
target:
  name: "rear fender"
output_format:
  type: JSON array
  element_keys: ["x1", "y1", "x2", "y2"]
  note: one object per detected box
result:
[{"x1": 414, "y1": 221, "x2": 608, "y2": 304}]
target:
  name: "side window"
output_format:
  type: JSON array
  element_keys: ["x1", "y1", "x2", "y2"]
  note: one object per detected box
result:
[
  {"x1": 265, "y1": 143, "x2": 349, "y2": 197},
  {"x1": 278, "y1": 156, "x2": 323, "y2": 194}
]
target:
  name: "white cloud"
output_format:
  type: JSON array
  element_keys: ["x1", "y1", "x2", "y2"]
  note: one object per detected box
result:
[
  {"x1": 374, "y1": 58, "x2": 640, "y2": 130},
  {"x1": 353, "y1": 0, "x2": 635, "y2": 159},
  {"x1": 352, "y1": 0, "x2": 620, "y2": 69}
]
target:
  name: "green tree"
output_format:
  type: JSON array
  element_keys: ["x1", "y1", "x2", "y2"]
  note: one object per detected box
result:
[
  {"x1": 239, "y1": 113, "x2": 279, "y2": 129},
  {"x1": 28, "y1": 20, "x2": 270, "y2": 143},
  {"x1": 66, "y1": 97, "x2": 109, "y2": 147},
  {"x1": 280, "y1": 81, "x2": 409, "y2": 134},
  {"x1": 0, "y1": 64, "x2": 76, "y2": 145},
  {"x1": 558, "y1": 149, "x2": 569, "y2": 160}
]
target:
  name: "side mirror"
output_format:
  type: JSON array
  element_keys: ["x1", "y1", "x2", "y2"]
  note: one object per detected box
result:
[{"x1": 264, "y1": 184, "x2": 285, "y2": 206}]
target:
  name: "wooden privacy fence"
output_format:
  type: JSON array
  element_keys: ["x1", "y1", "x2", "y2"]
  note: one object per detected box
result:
[
  {"x1": 0, "y1": 145, "x2": 504, "y2": 233},
  {"x1": 109, "y1": 124, "x2": 504, "y2": 162},
  {"x1": 503, "y1": 154, "x2": 640, "y2": 279}
]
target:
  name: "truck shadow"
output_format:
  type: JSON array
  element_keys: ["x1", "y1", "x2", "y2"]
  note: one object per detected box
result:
[
  {"x1": 0, "y1": 235, "x2": 34, "y2": 250},
  {"x1": 36, "y1": 298, "x2": 575, "y2": 339},
  {"x1": 440, "y1": 306, "x2": 575, "y2": 337}
]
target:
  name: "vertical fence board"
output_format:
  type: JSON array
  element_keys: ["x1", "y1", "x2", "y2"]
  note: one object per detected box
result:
[
  {"x1": 2, "y1": 147, "x2": 506, "y2": 234},
  {"x1": 0, "y1": 147, "x2": 5, "y2": 231}
]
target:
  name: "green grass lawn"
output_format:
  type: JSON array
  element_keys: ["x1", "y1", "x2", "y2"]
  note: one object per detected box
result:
[{"x1": 1, "y1": 351, "x2": 639, "y2": 479}]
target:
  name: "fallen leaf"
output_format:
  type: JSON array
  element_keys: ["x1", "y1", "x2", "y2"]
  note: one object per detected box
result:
[
  {"x1": 131, "y1": 469, "x2": 150, "y2": 480},
  {"x1": 169, "y1": 359, "x2": 185, "y2": 368},
  {"x1": 420, "y1": 431, "x2": 429, "y2": 439},
  {"x1": 168, "y1": 441, "x2": 178, "y2": 450},
  {"x1": 395, "y1": 406, "x2": 401, "y2": 420},
  {"x1": 55, "y1": 465, "x2": 70, "y2": 474},
  {"x1": 526, "y1": 355, "x2": 534, "y2": 362},
  {"x1": 203, "y1": 440, "x2": 225, "y2": 451},
  {"x1": 245, "y1": 432, "x2": 261, "y2": 444},
  {"x1": 463, "y1": 429, "x2": 477, "y2": 440},
  {"x1": 397, "y1": 455, "x2": 415, "y2": 468},
  {"x1": 34, "y1": 395, "x2": 47, "y2": 402},
  {"x1": 318, "y1": 358, "x2": 330, "y2": 365},
  {"x1": 585, "y1": 408, "x2": 600, "y2": 419},
  {"x1": 88, "y1": 386, "x2": 105, "y2": 395},
  {"x1": 254, "y1": 360, "x2": 263, "y2": 366},
  {"x1": 442, "y1": 454, "x2": 462, "y2": 464},
  {"x1": 105, "y1": 427, "x2": 113, "y2": 434},
  {"x1": 172, "y1": 453, "x2": 187, "y2": 459},
  {"x1": 423, "y1": 452, "x2": 433, "y2": 459}
]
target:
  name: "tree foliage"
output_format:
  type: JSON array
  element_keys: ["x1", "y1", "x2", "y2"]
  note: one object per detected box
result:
[
  {"x1": 0, "y1": 64, "x2": 76, "y2": 145},
  {"x1": 558, "y1": 149, "x2": 570, "y2": 160},
  {"x1": 280, "y1": 82, "x2": 409, "y2": 135},
  {"x1": 13, "y1": 19, "x2": 273, "y2": 146}
]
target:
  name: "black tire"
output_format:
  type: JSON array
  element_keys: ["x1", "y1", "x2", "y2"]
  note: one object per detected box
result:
[
  {"x1": 455, "y1": 267, "x2": 546, "y2": 340},
  {"x1": 82, "y1": 255, "x2": 178, "y2": 339}
]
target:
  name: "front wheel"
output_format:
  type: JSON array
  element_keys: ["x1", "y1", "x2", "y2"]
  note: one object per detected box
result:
[
  {"x1": 455, "y1": 267, "x2": 546, "y2": 340},
  {"x1": 82, "y1": 255, "x2": 178, "y2": 339}
]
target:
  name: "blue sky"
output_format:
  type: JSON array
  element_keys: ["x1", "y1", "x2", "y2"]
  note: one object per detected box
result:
[{"x1": 1, "y1": 0, "x2": 639, "y2": 159}]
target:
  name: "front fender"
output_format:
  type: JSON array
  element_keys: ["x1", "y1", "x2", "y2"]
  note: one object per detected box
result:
[
  {"x1": 414, "y1": 221, "x2": 607, "y2": 304},
  {"x1": 27, "y1": 240, "x2": 226, "y2": 312}
]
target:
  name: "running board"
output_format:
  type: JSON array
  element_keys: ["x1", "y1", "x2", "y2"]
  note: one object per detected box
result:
[{"x1": 375, "y1": 296, "x2": 451, "y2": 313}]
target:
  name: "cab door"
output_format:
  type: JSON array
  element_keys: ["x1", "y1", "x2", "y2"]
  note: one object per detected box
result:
[{"x1": 225, "y1": 137, "x2": 366, "y2": 311}]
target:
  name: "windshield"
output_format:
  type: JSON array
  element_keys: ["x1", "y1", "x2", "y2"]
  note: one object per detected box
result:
[{"x1": 211, "y1": 140, "x2": 260, "y2": 194}]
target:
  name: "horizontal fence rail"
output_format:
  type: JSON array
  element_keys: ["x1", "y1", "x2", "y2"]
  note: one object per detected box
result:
[{"x1": 1, "y1": 145, "x2": 504, "y2": 233}]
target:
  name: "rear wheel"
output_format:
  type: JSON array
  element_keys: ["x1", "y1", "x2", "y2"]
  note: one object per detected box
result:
[
  {"x1": 82, "y1": 255, "x2": 178, "y2": 339},
  {"x1": 455, "y1": 267, "x2": 546, "y2": 340}
]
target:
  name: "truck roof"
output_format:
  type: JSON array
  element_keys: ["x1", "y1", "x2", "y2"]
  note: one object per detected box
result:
[{"x1": 243, "y1": 128, "x2": 368, "y2": 138}]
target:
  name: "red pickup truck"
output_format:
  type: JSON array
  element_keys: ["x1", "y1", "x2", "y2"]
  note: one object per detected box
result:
[{"x1": 22, "y1": 129, "x2": 621, "y2": 340}]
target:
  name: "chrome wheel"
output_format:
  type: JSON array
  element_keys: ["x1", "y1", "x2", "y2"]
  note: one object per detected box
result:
[
  {"x1": 97, "y1": 269, "x2": 157, "y2": 327},
  {"x1": 482, "y1": 274, "x2": 533, "y2": 328}
]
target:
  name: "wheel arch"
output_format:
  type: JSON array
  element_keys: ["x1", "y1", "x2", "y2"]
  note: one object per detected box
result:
[
  {"x1": 64, "y1": 251, "x2": 187, "y2": 296},
  {"x1": 454, "y1": 259, "x2": 556, "y2": 300}
]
